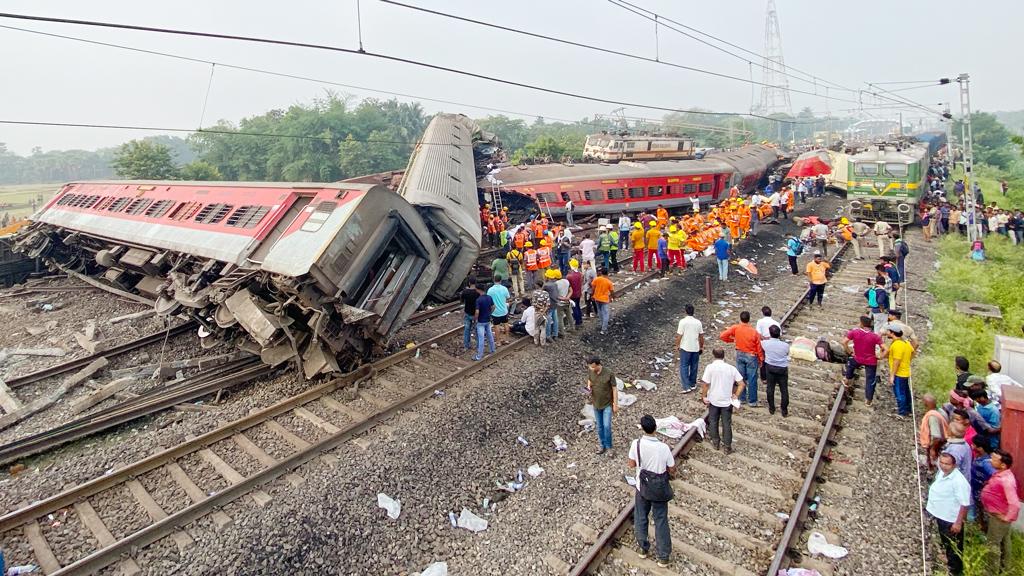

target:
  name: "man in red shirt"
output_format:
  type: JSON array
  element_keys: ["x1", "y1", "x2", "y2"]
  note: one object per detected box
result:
[
  {"x1": 842, "y1": 316, "x2": 882, "y2": 406},
  {"x1": 720, "y1": 311, "x2": 764, "y2": 407},
  {"x1": 981, "y1": 449, "x2": 1020, "y2": 572},
  {"x1": 566, "y1": 259, "x2": 584, "y2": 330}
]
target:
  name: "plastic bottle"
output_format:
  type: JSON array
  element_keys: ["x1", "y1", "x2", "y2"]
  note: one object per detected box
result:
[{"x1": 447, "y1": 512, "x2": 457, "y2": 527}]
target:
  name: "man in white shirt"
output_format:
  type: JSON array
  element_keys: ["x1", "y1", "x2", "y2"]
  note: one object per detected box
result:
[
  {"x1": 925, "y1": 453, "x2": 971, "y2": 576},
  {"x1": 564, "y1": 200, "x2": 575, "y2": 227},
  {"x1": 873, "y1": 220, "x2": 893, "y2": 257},
  {"x1": 700, "y1": 348, "x2": 745, "y2": 454},
  {"x1": 674, "y1": 304, "x2": 705, "y2": 393},
  {"x1": 579, "y1": 234, "x2": 597, "y2": 271},
  {"x1": 811, "y1": 221, "x2": 830, "y2": 257},
  {"x1": 690, "y1": 196, "x2": 700, "y2": 214},
  {"x1": 617, "y1": 213, "x2": 631, "y2": 251},
  {"x1": 768, "y1": 190, "x2": 781, "y2": 221},
  {"x1": 985, "y1": 360, "x2": 1022, "y2": 407},
  {"x1": 755, "y1": 306, "x2": 780, "y2": 339},
  {"x1": 627, "y1": 415, "x2": 676, "y2": 567},
  {"x1": 509, "y1": 297, "x2": 539, "y2": 344}
]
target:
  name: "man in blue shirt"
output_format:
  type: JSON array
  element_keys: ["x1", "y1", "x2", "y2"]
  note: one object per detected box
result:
[
  {"x1": 969, "y1": 388, "x2": 1001, "y2": 449},
  {"x1": 657, "y1": 231, "x2": 670, "y2": 278},
  {"x1": 865, "y1": 278, "x2": 890, "y2": 334},
  {"x1": 762, "y1": 325, "x2": 791, "y2": 416},
  {"x1": 713, "y1": 233, "x2": 731, "y2": 281},
  {"x1": 785, "y1": 233, "x2": 802, "y2": 275},
  {"x1": 486, "y1": 276, "x2": 511, "y2": 345},
  {"x1": 472, "y1": 284, "x2": 496, "y2": 361}
]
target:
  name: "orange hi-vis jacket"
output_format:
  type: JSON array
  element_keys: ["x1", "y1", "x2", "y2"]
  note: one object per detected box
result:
[
  {"x1": 656, "y1": 208, "x2": 669, "y2": 227},
  {"x1": 536, "y1": 247, "x2": 552, "y2": 268},
  {"x1": 524, "y1": 249, "x2": 539, "y2": 271},
  {"x1": 513, "y1": 231, "x2": 526, "y2": 249}
]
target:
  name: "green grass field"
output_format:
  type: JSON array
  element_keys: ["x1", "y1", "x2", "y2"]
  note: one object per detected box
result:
[{"x1": 0, "y1": 183, "x2": 61, "y2": 219}]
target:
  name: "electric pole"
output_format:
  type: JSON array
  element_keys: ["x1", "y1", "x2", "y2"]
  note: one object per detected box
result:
[{"x1": 957, "y1": 73, "x2": 976, "y2": 242}]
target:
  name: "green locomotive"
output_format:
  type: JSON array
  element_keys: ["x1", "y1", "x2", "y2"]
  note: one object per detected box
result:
[{"x1": 846, "y1": 143, "x2": 928, "y2": 225}]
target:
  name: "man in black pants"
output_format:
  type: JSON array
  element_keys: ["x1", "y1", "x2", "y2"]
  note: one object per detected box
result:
[
  {"x1": 627, "y1": 415, "x2": 676, "y2": 568},
  {"x1": 761, "y1": 325, "x2": 791, "y2": 416},
  {"x1": 700, "y1": 348, "x2": 745, "y2": 454}
]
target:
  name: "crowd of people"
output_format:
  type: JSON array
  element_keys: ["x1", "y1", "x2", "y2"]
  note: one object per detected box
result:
[{"x1": 923, "y1": 354, "x2": 1022, "y2": 574}]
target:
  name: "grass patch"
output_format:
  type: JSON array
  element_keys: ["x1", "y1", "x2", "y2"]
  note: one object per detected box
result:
[
  {"x1": 916, "y1": 232, "x2": 1024, "y2": 574},
  {"x1": 948, "y1": 164, "x2": 1024, "y2": 210}
]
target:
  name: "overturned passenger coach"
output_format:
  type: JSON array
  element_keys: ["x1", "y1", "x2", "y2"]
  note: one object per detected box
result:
[{"x1": 13, "y1": 114, "x2": 492, "y2": 378}]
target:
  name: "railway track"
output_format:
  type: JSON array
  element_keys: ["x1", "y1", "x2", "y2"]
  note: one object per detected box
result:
[
  {"x1": 565, "y1": 242, "x2": 892, "y2": 576},
  {"x1": 0, "y1": 268, "x2": 659, "y2": 575}
]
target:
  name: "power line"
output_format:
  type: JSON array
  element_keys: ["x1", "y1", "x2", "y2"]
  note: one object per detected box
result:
[
  {"x1": 380, "y1": 0, "x2": 866, "y2": 107},
  {"x1": 0, "y1": 11, "x2": 821, "y2": 124}
]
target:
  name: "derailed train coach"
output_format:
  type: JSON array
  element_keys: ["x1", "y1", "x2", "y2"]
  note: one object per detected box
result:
[{"x1": 13, "y1": 113, "x2": 491, "y2": 378}]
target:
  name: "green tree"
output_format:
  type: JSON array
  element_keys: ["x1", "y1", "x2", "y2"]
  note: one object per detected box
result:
[
  {"x1": 337, "y1": 135, "x2": 374, "y2": 178},
  {"x1": 956, "y1": 112, "x2": 1015, "y2": 169},
  {"x1": 523, "y1": 136, "x2": 566, "y2": 160},
  {"x1": 111, "y1": 140, "x2": 179, "y2": 179},
  {"x1": 179, "y1": 160, "x2": 222, "y2": 181},
  {"x1": 477, "y1": 115, "x2": 529, "y2": 151}
]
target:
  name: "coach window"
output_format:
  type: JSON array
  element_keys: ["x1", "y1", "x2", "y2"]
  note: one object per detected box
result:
[
  {"x1": 647, "y1": 186, "x2": 663, "y2": 197},
  {"x1": 699, "y1": 182, "x2": 713, "y2": 193},
  {"x1": 584, "y1": 189, "x2": 605, "y2": 201},
  {"x1": 628, "y1": 187, "x2": 645, "y2": 199},
  {"x1": 663, "y1": 185, "x2": 673, "y2": 195},
  {"x1": 683, "y1": 184, "x2": 698, "y2": 194},
  {"x1": 560, "y1": 192, "x2": 573, "y2": 202}
]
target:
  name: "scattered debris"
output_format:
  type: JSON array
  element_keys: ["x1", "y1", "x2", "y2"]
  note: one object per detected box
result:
[
  {"x1": 807, "y1": 532, "x2": 848, "y2": 559},
  {"x1": 376, "y1": 493, "x2": 401, "y2": 520},
  {"x1": 617, "y1": 393, "x2": 638, "y2": 407},
  {"x1": 552, "y1": 436, "x2": 568, "y2": 451},
  {"x1": 527, "y1": 464, "x2": 544, "y2": 478},
  {"x1": 0, "y1": 357, "x2": 108, "y2": 432},
  {"x1": 109, "y1": 310, "x2": 157, "y2": 324},
  {"x1": 634, "y1": 379, "x2": 657, "y2": 391},
  {"x1": 411, "y1": 561, "x2": 448, "y2": 576},
  {"x1": 456, "y1": 508, "x2": 488, "y2": 532},
  {"x1": 516, "y1": 435, "x2": 529, "y2": 446}
]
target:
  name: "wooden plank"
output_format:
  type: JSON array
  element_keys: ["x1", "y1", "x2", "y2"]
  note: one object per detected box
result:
[
  {"x1": 232, "y1": 433, "x2": 277, "y2": 467},
  {"x1": 73, "y1": 501, "x2": 141, "y2": 575},
  {"x1": 319, "y1": 396, "x2": 364, "y2": 421},
  {"x1": 0, "y1": 377, "x2": 22, "y2": 414},
  {"x1": 23, "y1": 520, "x2": 61, "y2": 575},
  {"x1": 264, "y1": 420, "x2": 311, "y2": 451},
  {"x1": 292, "y1": 407, "x2": 341, "y2": 434},
  {"x1": 70, "y1": 377, "x2": 133, "y2": 414},
  {"x1": 126, "y1": 479, "x2": 193, "y2": 551}
]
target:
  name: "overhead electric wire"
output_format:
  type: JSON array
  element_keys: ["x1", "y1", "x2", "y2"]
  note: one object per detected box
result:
[
  {"x1": 380, "y1": 0, "x2": 866, "y2": 107},
  {"x1": 864, "y1": 83, "x2": 945, "y2": 118},
  {"x1": 605, "y1": 0, "x2": 856, "y2": 94},
  {"x1": 0, "y1": 11, "x2": 821, "y2": 125}
]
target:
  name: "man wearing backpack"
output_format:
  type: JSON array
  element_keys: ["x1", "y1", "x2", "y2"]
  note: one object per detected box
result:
[
  {"x1": 627, "y1": 414, "x2": 676, "y2": 568},
  {"x1": 608, "y1": 227, "x2": 621, "y2": 273},
  {"x1": 893, "y1": 232, "x2": 909, "y2": 281},
  {"x1": 785, "y1": 233, "x2": 803, "y2": 275},
  {"x1": 865, "y1": 278, "x2": 890, "y2": 334},
  {"x1": 597, "y1": 227, "x2": 612, "y2": 271}
]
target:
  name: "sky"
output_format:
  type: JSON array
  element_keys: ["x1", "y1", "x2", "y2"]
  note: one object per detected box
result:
[{"x1": 0, "y1": 0, "x2": 1018, "y2": 155}]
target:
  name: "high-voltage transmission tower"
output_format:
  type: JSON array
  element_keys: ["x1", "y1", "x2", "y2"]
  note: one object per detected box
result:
[{"x1": 756, "y1": 0, "x2": 792, "y2": 117}]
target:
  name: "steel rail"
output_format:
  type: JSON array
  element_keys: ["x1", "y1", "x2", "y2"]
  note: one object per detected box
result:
[
  {"x1": 0, "y1": 357, "x2": 266, "y2": 465},
  {"x1": 567, "y1": 242, "x2": 850, "y2": 575},
  {"x1": 6, "y1": 321, "x2": 198, "y2": 389},
  {"x1": 26, "y1": 329, "x2": 530, "y2": 575}
]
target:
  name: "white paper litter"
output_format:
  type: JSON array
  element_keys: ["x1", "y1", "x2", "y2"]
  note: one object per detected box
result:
[
  {"x1": 634, "y1": 379, "x2": 657, "y2": 391},
  {"x1": 412, "y1": 562, "x2": 448, "y2": 576},
  {"x1": 655, "y1": 416, "x2": 706, "y2": 439},
  {"x1": 552, "y1": 435, "x2": 568, "y2": 451},
  {"x1": 615, "y1": 377, "x2": 626, "y2": 391},
  {"x1": 376, "y1": 493, "x2": 401, "y2": 520},
  {"x1": 527, "y1": 464, "x2": 545, "y2": 477},
  {"x1": 617, "y1": 392, "x2": 638, "y2": 407},
  {"x1": 457, "y1": 508, "x2": 489, "y2": 532},
  {"x1": 624, "y1": 475, "x2": 638, "y2": 487},
  {"x1": 807, "y1": 531, "x2": 848, "y2": 559}
]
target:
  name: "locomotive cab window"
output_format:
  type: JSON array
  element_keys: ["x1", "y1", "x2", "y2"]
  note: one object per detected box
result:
[
  {"x1": 884, "y1": 163, "x2": 908, "y2": 177},
  {"x1": 628, "y1": 187, "x2": 645, "y2": 199},
  {"x1": 854, "y1": 163, "x2": 879, "y2": 176}
]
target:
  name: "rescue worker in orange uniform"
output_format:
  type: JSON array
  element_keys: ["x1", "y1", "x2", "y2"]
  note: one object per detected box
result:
[
  {"x1": 738, "y1": 201, "x2": 752, "y2": 239},
  {"x1": 523, "y1": 241, "x2": 539, "y2": 291},
  {"x1": 487, "y1": 214, "x2": 500, "y2": 247},
  {"x1": 656, "y1": 204, "x2": 669, "y2": 228},
  {"x1": 645, "y1": 220, "x2": 661, "y2": 270},
  {"x1": 629, "y1": 222, "x2": 646, "y2": 272},
  {"x1": 536, "y1": 239, "x2": 552, "y2": 276},
  {"x1": 513, "y1": 227, "x2": 527, "y2": 250},
  {"x1": 500, "y1": 206, "x2": 509, "y2": 226}
]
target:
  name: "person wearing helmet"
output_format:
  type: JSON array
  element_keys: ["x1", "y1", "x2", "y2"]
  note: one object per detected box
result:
[
  {"x1": 838, "y1": 217, "x2": 856, "y2": 256},
  {"x1": 630, "y1": 223, "x2": 646, "y2": 273},
  {"x1": 524, "y1": 241, "x2": 539, "y2": 291},
  {"x1": 536, "y1": 239, "x2": 553, "y2": 278},
  {"x1": 542, "y1": 268, "x2": 562, "y2": 340},
  {"x1": 656, "y1": 204, "x2": 669, "y2": 228},
  {"x1": 566, "y1": 258, "x2": 584, "y2": 328},
  {"x1": 506, "y1": 243, "x2": 525, "y2": 297},
  {"x1": 646, "y1": 221, "x2": 661, "y2": 270}
]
